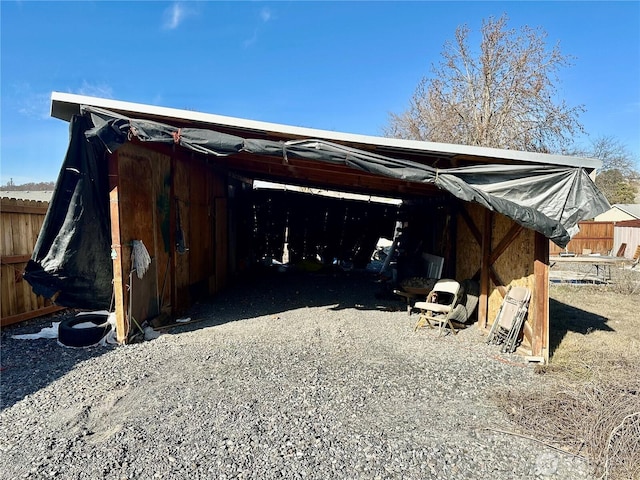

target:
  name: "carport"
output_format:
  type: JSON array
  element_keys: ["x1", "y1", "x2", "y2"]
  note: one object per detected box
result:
[{"x1": 25, "y1": 92, "x2": 609, "y2": 363}]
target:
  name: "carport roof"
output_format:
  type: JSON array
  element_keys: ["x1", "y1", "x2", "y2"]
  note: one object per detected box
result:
[
  {"x1": 46, "y1": 92, "x2": 611, "y2": 248},
  {"x1": 50, "y1": 92, "x2": 601, "y2": 170}
]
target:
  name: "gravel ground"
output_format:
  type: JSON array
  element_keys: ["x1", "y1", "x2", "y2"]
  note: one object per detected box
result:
[{"x1": 1, "y1": 271, "x2": 593, "y2": 479}]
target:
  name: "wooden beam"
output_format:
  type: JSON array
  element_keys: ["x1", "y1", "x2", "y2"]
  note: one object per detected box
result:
[
  {"x1": 478, "y1": 209, "x2": 492, "y2": 331},
  {"x1": 0, "y1": 203, "x2": 48, "y2": 215},
  {"x1": 458, "y1": 206, "x2": 482, "y2": 245},
  {"x1": 0, "y1": 254, "x2": 31, "y2": 265},
  {"x1": 475, "y1": 221, "x2": 521, "y2": 297},
  {"x1": 489, "y1": 223, "x2": 524, "y2": 264},
  {"x1": 109, "y1": 155, "x2": 128, "y2": 344},
  {"x1": 533, "y1": 231, "x2": 550, "y2": 362},
  {"x1": 0, "y1": 305, "x2": 65, "y2": 327},
  {"x1": 488, "y1": 267, "x2": 508, "y2": 298},
  {"x1": 218, "y1": 154, "x2": 440, "y2": 198}
]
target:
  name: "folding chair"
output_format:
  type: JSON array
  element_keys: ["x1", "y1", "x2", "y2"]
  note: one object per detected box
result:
[
  {"x1": 413, "y1": 279, "x2": 462, "y2": 335},
  {"x1": 486, "y1": 286, "x2": 531, "y2": 353}
]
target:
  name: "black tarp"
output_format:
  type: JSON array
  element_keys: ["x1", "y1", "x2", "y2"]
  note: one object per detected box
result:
[
  {"x1": 25, "y1": 106, "x2": 610, "y2": 309},
  {"x1": 23, "y1": 115, "x2": 113, "y2": 309},
  {"x1": 85, "y1": 106, "x2": 609, "y2": 246}
]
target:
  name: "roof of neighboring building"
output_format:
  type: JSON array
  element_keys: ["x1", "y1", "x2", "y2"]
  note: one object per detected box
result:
[
  {"x1": 50, "y1": 91, "x2": 602, "y2": 170},
  {"x1": 0, "y1": 191, "x2": 54, "y2": 202},
  {"x1": 615, "y1": 219, "x2": 640, "y2": 228},
  {"x1": 612, "y1": 204, "x2": 640, "y2": 219}
]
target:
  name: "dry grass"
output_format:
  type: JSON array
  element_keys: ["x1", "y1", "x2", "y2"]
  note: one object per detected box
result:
[{"x1": 499, "y1": 280, "x2": 640, "y2": 480}]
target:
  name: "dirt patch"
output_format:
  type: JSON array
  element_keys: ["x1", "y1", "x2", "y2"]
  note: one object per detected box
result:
[{"x1": 500, "y1": 281, "x2": 640, "y2": 480}]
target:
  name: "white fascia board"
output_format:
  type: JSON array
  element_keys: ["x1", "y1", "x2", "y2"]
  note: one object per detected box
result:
[{"x1": 50, "y1": 91, "x2": 602, "y2": 169}]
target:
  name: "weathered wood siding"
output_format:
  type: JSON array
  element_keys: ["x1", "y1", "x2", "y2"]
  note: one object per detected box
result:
[
  {"x1": 110, "y1": 143, "x2": 228, "y2": 339},
  {"x1": 1, "y1": 198, "x2": 64, "y2": 326}
]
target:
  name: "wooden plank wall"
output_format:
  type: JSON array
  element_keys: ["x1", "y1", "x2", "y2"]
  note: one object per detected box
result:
[
  {"x1": 549, "y1": 221, "x2": 614, "y2": 255},
  {"x1": 174, "y1": 155, "x2": 227, "y2": 313},
  {"x1": 173, "y1": 155, "x2": 191, "y2": 313},
  {"x1": 1, "y1": 198, "x2": 64, "y2": 326},
  {"x1": 112, "y1": 144, "x2": 172, "y2": 337},
  {"x1": 111, "y1": 143, "x2": 228, "y2": 339}
]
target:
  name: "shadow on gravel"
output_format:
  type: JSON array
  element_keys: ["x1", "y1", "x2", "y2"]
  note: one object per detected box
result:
[
  {"x1": 0, "y1": 310, "x2": 116, "y2": 412},
  {"x1": 169, "y1": 270, "x2": 404, "y2": 333},
  {"x1": 548, "y1": 297, "x2": 614, "y2": 358},
  {"x1": 0, "y1": 271, "x2": 398, "y2": 411}
]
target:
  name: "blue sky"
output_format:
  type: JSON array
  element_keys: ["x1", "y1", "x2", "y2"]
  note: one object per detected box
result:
[{"x1": 1, "y1": 1, "x2": 639, "y2": 185}]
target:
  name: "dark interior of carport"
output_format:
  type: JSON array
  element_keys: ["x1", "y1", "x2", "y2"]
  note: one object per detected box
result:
[{"x1": 104, "y1": 122, "x2": 549, "y2": 362}]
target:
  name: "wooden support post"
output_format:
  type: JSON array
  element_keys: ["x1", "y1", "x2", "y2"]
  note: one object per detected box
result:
[
  {"x1": 109, "y1": 156, "x2": 128, "y2": 343},
  {"x1": 533, "y1": 231, "x2": 550, "y2": 362},
  {"x1": 478, "y1": 209, "x2": 492, "y2": 331}
]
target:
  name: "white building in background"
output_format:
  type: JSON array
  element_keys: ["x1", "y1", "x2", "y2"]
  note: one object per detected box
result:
[
  {"x1": 0, "y1": 191, "x2": 54, "y2": 202},
  {"x1": 594, "y1": 204, "x2": 640, "y2": 222}
]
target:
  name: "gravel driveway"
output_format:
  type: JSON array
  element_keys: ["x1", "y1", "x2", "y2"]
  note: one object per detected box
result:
[{"x1": 1, "y1": 272, "x2": 592, "y2": 479}]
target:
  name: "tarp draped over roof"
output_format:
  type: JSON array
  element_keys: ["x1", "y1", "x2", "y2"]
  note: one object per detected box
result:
[
  {"x1": 86, "y1": 106, "x2": 609, "y2": 247},
  {"x1": 24, "y1": 106, "x2": 609, "y2": 309}
]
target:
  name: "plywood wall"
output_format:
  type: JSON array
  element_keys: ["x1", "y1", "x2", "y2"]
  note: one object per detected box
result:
[
  {"x1": 455, "y1": 202, "x2": 483, "y2": 281},
  {"x1": 456, "y1": 202, "x2": 543, "y2": 358},
  {"x1": 489, "y1": 213, "x2": 537, "y2": 353}
]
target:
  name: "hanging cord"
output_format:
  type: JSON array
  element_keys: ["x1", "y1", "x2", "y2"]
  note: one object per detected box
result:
[
  {"x1": 131, "y1": 240, "x2": 151, "y2": 279},
  {"x1": 109, "y1": 281, "x2": 115, "y2": 312}
]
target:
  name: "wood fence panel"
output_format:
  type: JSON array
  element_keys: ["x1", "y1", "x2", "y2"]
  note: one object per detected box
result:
[
  {"x1": 549, "y1": 221, "x2": 614, "y2": 255},
  {"x1": 1, "y1": 198, "x2": 64, "y2": 326}
]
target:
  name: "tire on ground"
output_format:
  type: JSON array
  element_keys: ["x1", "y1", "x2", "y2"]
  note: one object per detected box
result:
[{"x1": 58, "y1": 313, "x2": 112, "y2": 347}]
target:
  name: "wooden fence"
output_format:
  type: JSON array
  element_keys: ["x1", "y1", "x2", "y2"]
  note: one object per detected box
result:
[
  {"x1": 1, "y1": 198, "x2": 63, "y2": 326},
  {"x1": 549, "y1": 221, "x2": 615, "y2": 256}
]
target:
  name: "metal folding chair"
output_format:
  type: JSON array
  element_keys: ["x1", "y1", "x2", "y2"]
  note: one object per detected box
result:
[
  {"x1": 486, "y1": 286, "x2": 531, "y2": 353},
  {"x1": 413, "y1": 279, "x2": 462, "y2": 335}
]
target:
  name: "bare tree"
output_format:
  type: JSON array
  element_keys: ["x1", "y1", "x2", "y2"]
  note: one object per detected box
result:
[
  {"x1": 385, "y1": 15, "x2": 585, "y2": 153},
  {"x1": 589, "y1": 136, "x2": 640, "y2": 204},
  {"x1": 590, "y1": 136, "x2": 639, "y2": 177}
]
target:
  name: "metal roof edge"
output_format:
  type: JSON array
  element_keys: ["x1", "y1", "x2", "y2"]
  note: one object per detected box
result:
[
  {"x1": 50, "y1": 92, "x2": 602, "y2": 169},
  {"x1": 612, "y1": 204, "x2": 640, "y2": 219}
]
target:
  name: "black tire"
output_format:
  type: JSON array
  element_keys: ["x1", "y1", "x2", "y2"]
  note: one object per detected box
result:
[{"x1": 58, "y1": 313, "x2": 112, "y2": 347}]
